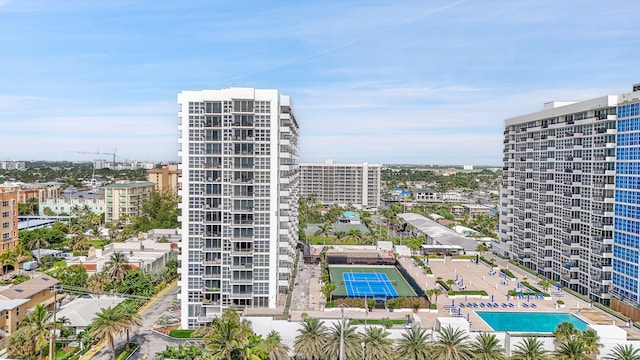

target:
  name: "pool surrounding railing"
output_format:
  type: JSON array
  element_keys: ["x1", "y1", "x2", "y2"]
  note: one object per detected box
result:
[{"x1": 476, "y1": 311, "x2": 587, "y2": 332}]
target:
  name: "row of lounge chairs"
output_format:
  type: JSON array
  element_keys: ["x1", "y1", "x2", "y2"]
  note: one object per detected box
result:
[{"x1": 458, "y1": 302, "x2": 537, "y2": 309}]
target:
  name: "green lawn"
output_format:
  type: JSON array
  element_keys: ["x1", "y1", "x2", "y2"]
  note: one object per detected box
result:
[{"x1": 329, "y1": 265, "x2": 417, "y2": 298}]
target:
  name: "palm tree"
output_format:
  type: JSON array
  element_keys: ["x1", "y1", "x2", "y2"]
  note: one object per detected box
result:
[
  {"x1": 203, "y1": 318, "x2": 248, "y2": 359},
  {"x1": 604, "y1": 344, "x2": 640, "y2": 360},
  {"x1": 433, "y1": 325, "x2": 473, "y2": 360},
  {"x1": 314, "y1": 223, "x2": 333, "y2": 237},
  {"x1": 555, "y1": 338, "x2": 590, "y2": 360},
  {"x1": 18, "y1": 304, "x2": 53, "y2": 360},
  {"x1": 539, "y1": 279, "x2": 552, "y2": 293},
  {"x1": 0, "y1": 250, "x2": 17, "y2": 278},
  {"x1": 294, "y1": 317, "x2": 329, "y2": 360},
  {"x1": 395, "y1": 325, "x2": 433, "y2": 360},
  {"x1": 321, "y1": 282, "x2": 337, "y2": 302},
  {"x1": 27, "y1": 236, "x2": 50, "y2": 259},
  {"x1": 90, "y1": 306, "x2": 125, "y2": 359},
  {"x1": 511, "y1": 337, "x2": 549, "y2": 360},
  {"x1": 103, "y1": 251, "x2": 130, "y2": 283},
  {"x1": 6, "y1": 328, "x2": 37, "y2": 358},
  {"x1": 346, "y1": 228, "x2": 363, "y2": 242},
  {"x1": 117, "y1": 302, "x2": 142, "y2": 350},
  {"x1": 88, "y1": 272, "x2": 108, "y2": 291},
  {"x1": 325, "y1": 321, "x2": 362, "y2": 360},
  {"x1": 13, "y1": 243, "x2": 33, "y2": 274},
  {"x1": 334, "y1": 231, "x2": 346, "y2": 242},
  {"x1": 362, "y1": 326, "x2": 394, "y2": 360},
  {"x1": 470, "y1": 332, "x2": 505, "y2": 360},
  {"x1": 554, "y1": 322, "x2": 580, "y2": 344},
  {"x1": 581, "y1": 329, "x2": 600, "y2": 358},
  {"x1": 259, "y1": 330, "x2": 291, "y2": 360}
]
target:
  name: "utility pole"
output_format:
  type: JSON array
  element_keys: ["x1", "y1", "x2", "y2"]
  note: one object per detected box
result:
[
  {"x1": 49, "y1": 286, "x2": 57, "y2": 360},
  {"x1": 339, "y1": 307, "x2": 345, "y2": 360}
]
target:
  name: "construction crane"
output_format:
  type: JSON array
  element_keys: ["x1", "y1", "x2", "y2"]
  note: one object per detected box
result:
[{"x1": 74, "y1": 148, "x2": 118, "y2": 166}]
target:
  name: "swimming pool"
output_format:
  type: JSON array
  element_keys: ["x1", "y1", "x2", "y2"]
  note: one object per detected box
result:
[{"x1": 476, "y1": 312, "x2": 587, "y2": 332}]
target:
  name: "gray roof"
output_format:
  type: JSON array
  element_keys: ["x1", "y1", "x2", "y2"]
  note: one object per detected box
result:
[
  {"x1": 56, "y1": 296, "x2": 126, "y2": 328},
  {"x1": 0, "y1": 299, "x2": 29, "y2": 310},
  {"x1": 397, "y1": 213, "x2": 479, "y2": 251},
  {"x1": 0, "y1": 275, "x2": 58, "y2": 300}
]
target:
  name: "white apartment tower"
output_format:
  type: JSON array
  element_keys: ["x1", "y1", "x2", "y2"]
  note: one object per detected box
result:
[
  {"x1": 177, "y1": 88, "x2": 299, "y2": 328},
  {"x1": 299, "y1": 160, "x2": 381, "y2": 209},
  {"x1": 500, "y1": 96, "x2": 618, "y2": 305}
]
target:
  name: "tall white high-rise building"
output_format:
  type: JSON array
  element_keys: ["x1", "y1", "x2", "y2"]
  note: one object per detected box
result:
[
  {"x1": 299, "y1": 160, "x2": 381, "y2": 209},
  {"x1": 177, "y1": 88, "x2": 299, "y2": 329}
]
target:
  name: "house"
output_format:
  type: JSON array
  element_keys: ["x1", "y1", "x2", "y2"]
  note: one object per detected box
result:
[
  {"x1": 0, "y1": 275, "x2": 59, "y2": 337},
  {"x1": 414, "y1": 188, "x2": 437, "y2": 202},
  {"x1": 56, "y1": 295, "x2": 125, "y2": 334}
]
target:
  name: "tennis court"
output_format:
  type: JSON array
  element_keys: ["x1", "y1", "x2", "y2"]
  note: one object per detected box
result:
[
  {"x1": 330, "y1": 265, "x2": 417, "y2": 299},
  {"x1": 342, "y1": 272, "x2": 398, "y2": 298}
]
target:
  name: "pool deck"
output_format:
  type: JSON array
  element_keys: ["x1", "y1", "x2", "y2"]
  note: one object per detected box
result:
[
  {"x1": 398, "y1": 256, "x2": 640, "y2": 338},
  {"x1": 290, "y1": 255, "x2": 640, "y2": 339}
]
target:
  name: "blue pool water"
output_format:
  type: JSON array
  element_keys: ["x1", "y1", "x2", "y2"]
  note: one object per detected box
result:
[{"x1": 476, "y1": 312, "x2": 587, "y2": 332}]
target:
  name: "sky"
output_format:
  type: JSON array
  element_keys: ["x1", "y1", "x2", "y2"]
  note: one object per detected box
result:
[{"x1": 1, "y1": 0, "x2": 639, "y2": 165}]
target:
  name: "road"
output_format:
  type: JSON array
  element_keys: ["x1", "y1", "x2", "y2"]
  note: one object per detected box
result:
[{"x1": 87, "y1": 282, "x2": 183, "y2": 360}]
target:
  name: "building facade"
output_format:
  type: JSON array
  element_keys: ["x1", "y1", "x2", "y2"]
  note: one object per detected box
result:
[
  {"x1": 177, "y1": 88, "x2": 299, "y2": 329},
  {"x1": 104, "y1": 181, "x2": 156, "y2": 222},
  {"x1": 612, "y1": 92, "x2": 640, "y2": 304},
  {"x1": 147, "y1": 164, "x2": 181, "y2": 195},
  {"x1": 299, "y1": 160, "x2": 381, "y2": 209},
  {"x1": 39, "y1": 197, "x2": 106, "y2": 216},
  {"x1": 0, "y1": 189, "x2": 18, "y2": 255},
  {"x1": 500, "y1": 92, "x2": 634, "y2": 305}
]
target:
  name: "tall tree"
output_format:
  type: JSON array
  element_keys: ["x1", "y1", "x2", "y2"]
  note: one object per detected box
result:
[
  {"x1": 432, "y1": 326, "x2": 473, "y2": 360},
  {"x1": 510, "y1": 337, "x2": 549, "y2": 360},
  {"x1": 362, "y1": 326, "x2": 394, "y2": 360},
  {"x1": 325, "y1": 321, "x2": 362, "y2": 360},
  {"x1": 90, "y1": 306, "x2": 125, "y2": 360},
  {"x1": 103, "y1": 251, "x2": 130, "y2": 283},
  {"x1": 27, "y1": 236, "x2": 50, "y2": 258},
  {"x1": 118, "y1": 302, "x2": 142, "y2": 350},
  {"x1": 395, "y1": 326, "x2": 433, "y2": 360},
  {"x1": 470, "y1": 332, "x2": 505, "y2": 360},
  {"x1": 18, "y1": 304, "x2": 53, "y2": 360},
  {"x1": 259, "y1": 330, "x2": 291, "y2": 360},
  {"x1": 554, "y1": 338, "x2": 590, "y2": 360},
  {"x1": 134, "y1": 190, "x2": 180, "y2": 231},
  {"x1": 604, "y1": 344, "x2": 640, "y2": 360},
  {"x1": 293, "y1": 317, "x2": 329, "y2": 360}
]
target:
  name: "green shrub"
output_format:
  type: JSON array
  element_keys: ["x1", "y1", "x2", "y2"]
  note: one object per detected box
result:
[
  {"x1": 520, "y1": 281, "x2": 542, "y2": 293},
  {"x1": 449, "y1": 290, "x2": 488, "y2": 296},
  {"x1": 168, "y1": 329, "x2": 200, "y2": 338},
  {"x1": 429, "y1": 303, "x2": 437, "y2": 310},
  {"x1": 557, "y1": 300, "x2": 564, "y2": 305},
  {"x1": 500, "y1": 268, "x2": 515, "y2": 278},
  {"x1": 479, "y1": 256, "x2": 497, "y2": 267},
  {"x1": 436, "y1": 280, "x2": 451, "y2": 291}
]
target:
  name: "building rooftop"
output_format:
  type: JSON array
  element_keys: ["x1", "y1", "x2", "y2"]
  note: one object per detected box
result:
[
  {"x1": 56, "y1": 296, "x2": 125, "y2": 328},
  {"x1": 104, "y1": 181, "x2": 155, "y2": 189},
  {"x1": 0, "y1": 298, "x2": 29, "y2": 310},
  {"x1": 0, "y1": 275, "x2": 58, "y2": 300},
  {"x1": 397, "y1": 213, "x2": 479, "y2": 251}
]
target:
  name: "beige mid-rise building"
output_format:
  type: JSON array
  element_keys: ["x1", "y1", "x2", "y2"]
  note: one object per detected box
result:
[
  {"x1": 0, "y1": 189, "x2": 18, "y2": 255},
  {"x1": 104, "y1": 181, "x2": 156, "y2": 222},
  {"x1": 147, "y1": 164, "x2": 181, "y2": 195}
]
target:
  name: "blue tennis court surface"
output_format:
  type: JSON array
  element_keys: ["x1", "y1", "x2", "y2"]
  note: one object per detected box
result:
[{"x1": 342, "y1": 272, "x2": 398, "y2": 299}]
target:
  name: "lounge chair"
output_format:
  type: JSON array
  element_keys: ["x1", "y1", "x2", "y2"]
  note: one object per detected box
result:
[
  {"x1": 486, "y1": 303, "x2": 492, "y2": 308},
  {"x1": 480, "y1": 303, "x2": 485, "y2": 307},
  {"x1": 509, "y1": 303, "x2": 515, "y2": 308},
  {"x1": 459, "y1": 303, "x2": 465, "y2": 308},
  {"x1": 502, "y1": 303, "x2": 508, "y2": 308},
  {"x1": 473, "y1": 303, "x2": 478, "y2": 307},
  {"x1": 531, "y1": 303, "x2": 537, "y2": 308},
  {"x1": 522, "y1": 303, "x2": 529, "y2": 308},
  {"x1": 493, "y1": 302, "x2": 499, "y2": 307}
]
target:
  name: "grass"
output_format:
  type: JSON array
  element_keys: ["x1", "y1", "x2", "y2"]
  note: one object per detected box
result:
[
  {"x1": 329, "y1": 265, "x2": 417, "y2": 297},
  {"x1": 88, "y1": 240, "x2": 108, "y2": 248},
  {"x1": 168, "y1": 329, "x2": 200, "y2": 338},
  {"x1": 53, "y1": 259, "x2": 67, "y2": 268},
  {"x1": 55, "y1": 346, "x2": 80, "y2": 360},
  {"x1": 115, "y1": 343, "x2": 138, "y2": 360}
]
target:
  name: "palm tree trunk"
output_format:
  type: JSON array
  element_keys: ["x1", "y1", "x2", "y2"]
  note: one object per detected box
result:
[
  {"x1": 126, "y1": 329, "x2": 130, "y2": 350},
  {"x1": 109, "y1": 335, "x2": 115, "y2": 360}
]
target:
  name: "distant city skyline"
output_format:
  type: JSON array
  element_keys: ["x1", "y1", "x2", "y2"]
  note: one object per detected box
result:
[{"x1": 1, "y1": 0, "x2": 639, "y2": 164}]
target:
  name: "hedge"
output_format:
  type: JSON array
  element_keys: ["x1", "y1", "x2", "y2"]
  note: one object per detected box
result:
[
  {"x1": 449, "y1": 290, "x2": 488, "y2": 296},
  {"x1": 520, "y1": 281, "x2": 542, "y2": 293},
  {"x1": 168, "y1": 329, "x2": 200, "y2": 338},
  {"x1": 500, "y1": 268, "x2": 516, "y2": 278},
  {"x1": 479, "y1": 256, "x2": 497, "y2": 267},
  {"x1": 436, "y1": 280, "x2": 451, "y2": 291}
]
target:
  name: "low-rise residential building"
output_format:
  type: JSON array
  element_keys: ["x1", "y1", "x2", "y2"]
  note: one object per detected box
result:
[
  {"x1": 461, "y1": 204, "x2": 493, "y2": 218},
  {"x1": 104, "y1": 181, "x2": 155, "y2": 222},
  {"x1": 414, "y1": 188, "x2": 437, "y2": 202},
  {"x1": 0, "y1": 275, "x2": 59, "y2": 336},
  {"x1": 56, "y1": 295, "x2": 125, "y2": 334},
  {"x1": 39, "y1": 197, "x2": 105, "y2": 216}
]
